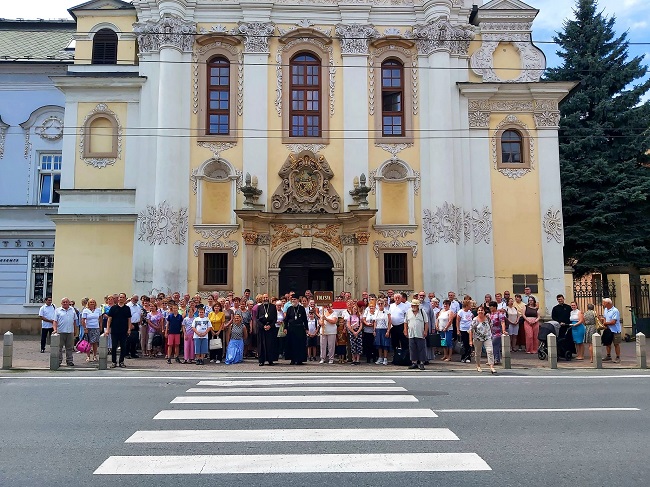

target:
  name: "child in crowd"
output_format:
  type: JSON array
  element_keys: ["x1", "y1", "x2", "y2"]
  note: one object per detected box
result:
[
  {"x1": 191, "y1": 305, "x2": 211, "y2": 365},
  {"x1": 306, "y1": 310, "x2": 319, "y2": 361},
  {"x1": 335, "y1": 311, "x2": 348, "y2": 364},
  {"x1": 182, "y1": 306, "x2": 195, "y2": 364},
  {"x1": 165, "y1": 302, "x2": 183, "y2": 364}
]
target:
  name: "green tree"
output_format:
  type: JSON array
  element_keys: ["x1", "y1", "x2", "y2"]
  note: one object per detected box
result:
[{"x1": 545, "y1": 0, "x2": 650, "y2": 273}]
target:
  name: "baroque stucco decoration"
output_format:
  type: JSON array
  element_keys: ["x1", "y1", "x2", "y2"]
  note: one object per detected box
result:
[
  {"x1": 335, "y1": 23, "x2": 379, "y2": 55},
  {"x1": 78, "y1": 103, "x2": 123, "y2": 169},
  {"x1": 275, "y1": 36, "x2": 336, "y2": 117},
  {"x1": 491, "y1": 114, "x2": 535, "y2": 179},
  {"x1": 271, "y1": 151, "x2": 341, "y2": 213},
  {"x1": 269, "y1": 223, "x2": 342, "y2": 250},
  {"x1": 542, "y1": 207, "x2": 563, "y2": 244},
  {"x1": 238, "y1": 22, "x2": 275, "y2": 53},
  {"x1": 192, "y1": 41, "x2": 243, "y2": 116},
  {"x1": 470, "y1": 30, "x2": 545, "y2": 83},
  {"x1": 372, "y1": 236, "x2": 418, "y2": 257},
  {"x1": 138, "y1": 201, "x2": 189, "y2": 245},
  {"x1": 193, "y1": 227, "x2": 239, "y2": 257},
  {"x1": 369, "y1": 157, "x2": 420, "y2": 195},
  {"x1": 369, "y1": 45, "x2": 418, "y2": 116},
  {"x1": 423, "y1": 203, "x2": 493, "y2": 245},
  {"x1": 134, "y1": 14, "x2": 196, "y2": 53},
  {"x1": 410, "y1": 17, "x2": 475, "y2": 56},
  {"x1": 36, "y1": 116, "x2": 64, "y2": 141}
]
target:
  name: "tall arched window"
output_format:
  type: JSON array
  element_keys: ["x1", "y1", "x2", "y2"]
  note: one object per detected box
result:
[
  {"x1": 91, "y1": 29, "x2": 118, "y2": 65},
  {"x1": 381, "y1": 60, "x2": 404, "y2": 137},
  {"x1": 501, "y1": 129, "x2": 523, "y2": 163},
  {"x1": 289, "y1": 53, "x2": 321, "y2": 137},
  {"x1": 207, "y1": 56, "x2": 231, "y2": 135}
]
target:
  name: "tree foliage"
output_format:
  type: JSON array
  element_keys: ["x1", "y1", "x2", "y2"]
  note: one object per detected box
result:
[{"x1": 545, "y1": 0, "x2": 650, "y2": 273}]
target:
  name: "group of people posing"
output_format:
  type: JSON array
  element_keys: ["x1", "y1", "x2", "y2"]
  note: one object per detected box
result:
[{"x1": 39, "y1": 286, "x2": 623, "y2": 369}]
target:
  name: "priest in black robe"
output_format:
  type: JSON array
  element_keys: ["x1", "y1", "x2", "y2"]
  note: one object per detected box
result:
[
  {"x1": 256, "y1": 294, "x2": 278, "y2": 366},
  {"x1": 284, "y1": 296, "x2": 308, "y2": 365}
]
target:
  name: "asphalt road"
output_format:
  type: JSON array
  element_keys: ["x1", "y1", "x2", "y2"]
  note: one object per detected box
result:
[{"x1": 1, "y1": 370, "x2": 648, "y2": 487}]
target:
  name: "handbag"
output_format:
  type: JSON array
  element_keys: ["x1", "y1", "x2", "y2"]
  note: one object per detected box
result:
[
  {"x1": 151, "y1": 333, "x2": 163, "y2": 347},
  {"x1": 426, "y1": 333, "x2": 441, "y2": 347},
  {"x1": 595, "y1": 315, "x2": 606, "y2": 331},
  {"x1": 277, "y1": 323, "x2": 286, "y2": 338},
  {"x1": 209, "y1": 337, "x2": 223, "y2": 350},
  {"x1": 76, "y1": 339, "x2": 91, "y2": 354}
]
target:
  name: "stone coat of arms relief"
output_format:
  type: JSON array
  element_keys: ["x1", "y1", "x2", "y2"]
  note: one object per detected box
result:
[{"x1": 271, "y1": 151, "x2": 341, "y2": 213}]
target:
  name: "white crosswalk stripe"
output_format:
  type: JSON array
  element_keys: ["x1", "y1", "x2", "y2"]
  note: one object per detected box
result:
[{"x1": 95, "y1": 376, "x2": 492, "y2": 476}]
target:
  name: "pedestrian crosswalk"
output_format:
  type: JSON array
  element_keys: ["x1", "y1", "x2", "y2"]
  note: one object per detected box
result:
[{"x1": 94, "y1": 375, "x2": 492, "y2": 476}]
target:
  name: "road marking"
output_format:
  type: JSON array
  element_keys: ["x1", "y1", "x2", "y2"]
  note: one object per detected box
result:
[
  {"x1": 435, "y1": 407, "x2": 641, "y2": 413},
  {"x1": 185, "y1": 386, "x2": 407, "y2": 393},
  {"x1": 196, "y1": 379, "x2": 396, "y2": 386},
  {"x1": 171, "y1": 394, "x2": 418, "y2": 404},
  {"x1": 154, "y1": 408, "x2": 438, "y2": 420},
  {"x1": 94, "y1": 453, "x2": 490, "y2": 474},
  {"x1": 126, "y1": 427, "x2": 458, "y2": 443}
]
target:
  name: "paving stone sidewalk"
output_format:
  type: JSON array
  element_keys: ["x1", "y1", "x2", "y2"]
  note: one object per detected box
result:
[{"x1": 1, "y1": 335, "x2": 643, "y2": 372}]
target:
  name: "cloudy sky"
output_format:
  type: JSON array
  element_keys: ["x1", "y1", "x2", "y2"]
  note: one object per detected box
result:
[{"x1": 2, "y1": 0, "x2": 649, "y2": 69}]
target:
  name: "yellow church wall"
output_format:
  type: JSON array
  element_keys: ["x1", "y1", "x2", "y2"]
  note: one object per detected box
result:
[
  {"x1": 75, "y1": 14, "x2": 138, "y2": 65},
  {"x1": 380, "y1": 182, "x2": 409, "y2": 224},
  {"x1": 490, "y1": 113, "x2": 545, "y2": 310},
  {"x1": 201, "y1": 183, "x2": 232, "y2": 224},
  {"x1": 492, "y1": 42, "x2": 522, "y2": 81},
  {"x1": 52, "y1": 222, "x2": 134, "y2": 301},
  {"x1": 74, "y1": 102, "x2": 127, "y2": 189}
]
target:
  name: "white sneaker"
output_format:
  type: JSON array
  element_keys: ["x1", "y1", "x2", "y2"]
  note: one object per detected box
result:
[
  {"x1": 215, "y1": 360, "x2": 221, "y2": 364},
  {"x1": 375, "y1": 358, "x2": 383, "y2": 365},
  {"x1": 328, "y1": 359, "x2": 334, "y2": 364},
  {"x1": 319, "y1": 359, "x2": 325, "y2": 364},
  {"x1": 383, "y1": 358, "x2": 388, "y2": 365}
]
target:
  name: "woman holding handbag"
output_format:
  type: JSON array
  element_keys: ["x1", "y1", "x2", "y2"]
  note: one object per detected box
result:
[
  {"x1": 470, "y1": 306, "x2": 497, "y2": 374},
  {"x1": 208, "y1": 302, "x2": 225, "y2": 364},
  {"x1": 583, "y1": 303, "x2": 597, "y2": 362}
]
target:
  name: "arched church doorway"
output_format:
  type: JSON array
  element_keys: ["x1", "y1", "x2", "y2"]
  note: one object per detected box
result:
[{"x1": 279, "y1": 248, "x2": 334, "y2": 296}]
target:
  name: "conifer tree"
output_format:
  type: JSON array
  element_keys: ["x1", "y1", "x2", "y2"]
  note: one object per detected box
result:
[{"x1": 545, "y1": 0, "x2": 650, "y2": 273}]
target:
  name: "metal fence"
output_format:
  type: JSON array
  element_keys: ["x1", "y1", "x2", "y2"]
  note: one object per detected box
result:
[{"x1": 572, "y1": 275, "x2": 616, "y2": 316}]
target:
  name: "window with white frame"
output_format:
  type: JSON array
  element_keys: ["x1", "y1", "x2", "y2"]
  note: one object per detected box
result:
[
  {"x1": 29, "y1": 253, "x2": 54, "y2": 303},
  {"x1": 38, "y1": 153, "x2": 62, "y2": 205}
]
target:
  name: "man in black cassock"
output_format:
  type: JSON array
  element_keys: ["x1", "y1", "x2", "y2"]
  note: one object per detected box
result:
[
  {"x1": 256, "y1": 293, "x2": 278, "y2": 366},
  {"x1": 285, "y1": 295, "x2": 308, "y2": 365}
]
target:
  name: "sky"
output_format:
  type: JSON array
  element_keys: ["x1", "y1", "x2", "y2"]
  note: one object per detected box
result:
[{"x1": 1, "y1": 0, "x2": 649, "y2": 72}]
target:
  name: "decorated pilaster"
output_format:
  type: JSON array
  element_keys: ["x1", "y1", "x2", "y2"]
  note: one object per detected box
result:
[
  {"x1": 134, "y1": 12, "x2": 195, "y2": 293},
  {"x1": 239, "y1": 21, "x2": 274, "y2": 207},
  {"x1": 335, "y1": 22, "x2": 377, "y2": 208},
  {"x1": 414, "y1": 5, "x2": 474, "y2": 294}
]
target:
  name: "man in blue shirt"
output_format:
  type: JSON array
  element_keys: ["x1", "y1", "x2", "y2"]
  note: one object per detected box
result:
[{"x1": 602, "y1": 298, "x2": 621, "y2": 363}]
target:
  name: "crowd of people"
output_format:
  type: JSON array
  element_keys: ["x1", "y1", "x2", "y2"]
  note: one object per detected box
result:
[{"x1": 38, "y1": 286, "x2": 623, "y2": 368}]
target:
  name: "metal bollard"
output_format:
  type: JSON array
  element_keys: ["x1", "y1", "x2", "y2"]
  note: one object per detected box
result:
[
  {"x1": 547, "y1": 333, "x2": 557, "y2": 369},
  {"x1": 3, "y1": 331, "x2": 13, "y2": 370},
  {"x1": 592, "y1": 333, "x2": 602, "y2": 369},
  {"x1": 98, "y1": 334, "x2": 108, "y2": 370},
  {"x1": 637, "y1": 333, "x2": 647, "y2": 369},
  {"x1": 501, "y1": 334, "x2": 511, "y2": 369},
  {"x1": 50, "y1": 334, "x2": 60, "y2": 370}
]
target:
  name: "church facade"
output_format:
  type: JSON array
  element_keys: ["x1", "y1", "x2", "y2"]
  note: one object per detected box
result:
[{"x1": 51, "y1": 0, "x2": 574, "y2": 315}]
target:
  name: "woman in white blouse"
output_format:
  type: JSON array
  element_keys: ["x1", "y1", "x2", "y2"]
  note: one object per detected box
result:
[{"x1": 81, "y1": 298, "x2": 101, "y2": 362}]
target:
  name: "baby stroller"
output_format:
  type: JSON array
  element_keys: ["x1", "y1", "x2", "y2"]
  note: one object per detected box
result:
[{"x1": 538, "y1": 321, "x2": 576, "y2": 361}]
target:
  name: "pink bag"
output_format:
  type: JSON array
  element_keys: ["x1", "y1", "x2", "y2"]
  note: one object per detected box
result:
[{"x1": 77, "y1": 339, "x2": 91, "y2": 354}]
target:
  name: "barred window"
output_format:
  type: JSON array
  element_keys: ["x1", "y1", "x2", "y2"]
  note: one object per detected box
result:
[
  {"x1": 513, "y1": 274, "x2": 538, "y2": 294},
  {"x1": 383, "y1": 252, "x2": 408, "y2": 287}
]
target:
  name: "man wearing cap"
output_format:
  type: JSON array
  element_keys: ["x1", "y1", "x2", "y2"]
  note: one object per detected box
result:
[{"x1": 406, "y1": 299, "x2": 429, "y2": 370}]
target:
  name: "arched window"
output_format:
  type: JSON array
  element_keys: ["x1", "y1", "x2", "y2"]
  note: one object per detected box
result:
[
  {"x1": 289, "y1": 53, "x2": 321, "y2": 137},
  {"x1": 91, "y1": 29, "x2": 118, "y2": 65},
  {"x1": 381, "y1": 60, "x2": 404, "y2": 137},
  {"x1": 501, "y1": 129, "x2": 523, "y2": 163},
  {"x1": 207, "y1": 56, "x2": 231, "y2": 135}
]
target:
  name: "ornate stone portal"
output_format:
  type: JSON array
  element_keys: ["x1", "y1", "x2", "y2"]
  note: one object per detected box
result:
[
  {"x1": 237, "y1": 150, "x2": 376, "y2": 297},
  {"x1": 271, "y1": 151, "x2": 341, "y2": 213}
]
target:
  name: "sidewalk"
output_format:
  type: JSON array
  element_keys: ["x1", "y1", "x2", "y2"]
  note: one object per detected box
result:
[{"x1": 1, "y1": 335, "x2": 643, "y2": 372}]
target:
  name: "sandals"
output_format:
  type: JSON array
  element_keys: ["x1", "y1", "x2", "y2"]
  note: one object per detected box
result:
[
  {"x1": 118, "y1": 363, "x2": 126, "y2": 368},
  {"x1": 490, "y1": 368, "x2": 497, "y2": 374},
  {"x1": 110, "y1": 363, "x2": 117, "y2": 368},
  {"x1": 476, "y1": 366, "x2": 482, "y2": 372}
]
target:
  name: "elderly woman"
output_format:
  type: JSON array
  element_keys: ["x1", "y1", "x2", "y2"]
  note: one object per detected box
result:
[
  {"x1": 208, "y1": 302, "x2": 225, "y2": 364},
  {"x1": 470, "y1": 306, "x2": 497, "y2": 374},
  {"x1": 523, "y1": 296, "x2": 540, "y2": 354},
  {"x1": 436, "y1": 299, "x2": 455, "y2": 362},
  {"x1": 320, "y1": 303, "x2": 338, "y2": 364},
  {"x1": 406, "y1": 299, "x2": 428, "y2": 370},
  {"x1": 583, "y1": 303, "x2": 597, "y2": 362},
  {"x1": 505, "y1": 297, "x2": 519, "y2": 352},
  {"x1": 81, "y1": 298, "x2": 101, "y2": 362},
  {"x1": 570, "y1": 301, "x2": 586, "y2": 360},
  {"x1": 224, "y1": 313, "x2": 248, "y2": 364}
]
